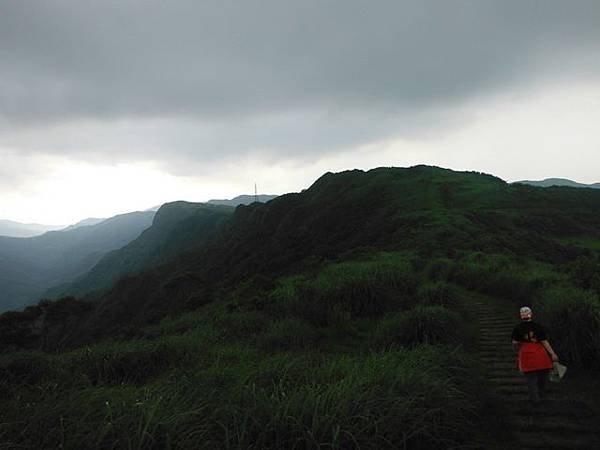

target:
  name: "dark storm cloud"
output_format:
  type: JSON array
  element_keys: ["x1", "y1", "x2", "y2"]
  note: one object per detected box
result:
[
  {"x1": 0, "y1": 0, "x2": 599, "y2": 168},
  {"x1": 1, "y1": 0, "x2": 599, "y2": 123}
]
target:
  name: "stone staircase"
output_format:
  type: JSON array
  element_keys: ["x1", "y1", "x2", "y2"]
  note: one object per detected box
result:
[{"x1": 472, "y1": 300, "x2": 600, "y2": 449}]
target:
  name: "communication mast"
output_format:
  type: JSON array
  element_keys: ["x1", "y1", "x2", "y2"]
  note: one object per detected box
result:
[{"x1": 254, "y1": 182, "x2": 258, "y2": 203}]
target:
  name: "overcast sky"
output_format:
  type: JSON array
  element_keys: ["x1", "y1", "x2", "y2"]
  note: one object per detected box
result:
[{"x1": 1, "y1": 0, "x2": 599, "y2": 224}]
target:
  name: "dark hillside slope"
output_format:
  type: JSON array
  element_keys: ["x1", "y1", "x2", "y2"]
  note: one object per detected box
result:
[
  {"x1": 55, "y1": 202, "x2": 234, "y2": 298},
  {"x1": 71, "y1": 166, "x2": 600, "y2": 342},
  {"x1": 0, "y1": 211, "x2": 154, "y2": 312}
]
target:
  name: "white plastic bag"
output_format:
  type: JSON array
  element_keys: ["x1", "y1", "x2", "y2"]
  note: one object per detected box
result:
[{"x1": 549, "y1": 362, "x2": 567, "y2": 382}]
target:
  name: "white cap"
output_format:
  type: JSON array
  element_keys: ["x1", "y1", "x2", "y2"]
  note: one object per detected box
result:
[{"x1": 520, "y1": 306, "x2": 532, "y2": 319}]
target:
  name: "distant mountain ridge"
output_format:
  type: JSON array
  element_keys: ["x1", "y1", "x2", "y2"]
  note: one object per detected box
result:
[
  {"x1": 146, "y1": 194, "x2": 278, "y2": 212},
  {"x1": 207, "y1": 194, "x2": 278, "y2": 206},
  {"x1": 0, "y1": 220, "x2": 65, "y2": 238},
  {"x1": 62, "y1": 217, "x2": 106, "y2": 231},
  {"x1": 515, "y1": 178, "x2": 600, "y2": 189},
  {"x1": 0, "y1": 211, "x2": 155, "y2": 312},
  {"x1": 52, "y1": 202, "x2": 234, "y2": 299}
]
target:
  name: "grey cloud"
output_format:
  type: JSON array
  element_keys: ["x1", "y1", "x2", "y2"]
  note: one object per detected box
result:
[
  {"x1": 0, "y1": 0, "x2": 599, "y2": 176},
  {"x1": 1, "y1": 0, "x2": 599, "y2": 125},
  {"x1": 0, "y1": 104, "x2": 466, "y2": 177}
]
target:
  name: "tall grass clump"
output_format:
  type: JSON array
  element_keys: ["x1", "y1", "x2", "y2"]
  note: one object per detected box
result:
[
  {"x1": 209, "y1": 308, "x2": 270, "y2": 340},
  {"x1": 417, "y1": 281, "x2": 459, "y2": 308},
  {"x1": 424, "y1": 257, "x2": 455, "y2": 281},
  {"x1": 57, "y1": 331, "x2": 210, "y2": 386},
  {"x1": 538, "y1": 287, "x2": 600, "y2": 369},
  {"x1": 451, "y1": 253, "x2": 544, "y2": 304},
  {"x1": 0, "y1": 351, "x2": 57, "y2": 387},
  {"x1": 258, "y1": 318, "x2": 321, "y2": 351},
  {"x1": 0, "y1": 346, "x2": 487, "y2": 450},
  {"x1": 374, "y1": 306, "x2": 466, "y2": 349},
  {"x1": 267, "y1": 253, "x2": 419, "y2": 325},
  {"x1": 207, "y1": 347, "x2": 480, "y2": 450}
]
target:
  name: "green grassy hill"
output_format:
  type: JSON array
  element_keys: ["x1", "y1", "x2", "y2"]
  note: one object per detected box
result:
[
  {"x1": 51, "y1": 202, "x2": 234, "y2": 299},
  {"x1": 64, "y1": 166, "x2": 600, "y2": 339},
  {"x1": 1, "y1": 165, "x2": 600, "y2": 449}
]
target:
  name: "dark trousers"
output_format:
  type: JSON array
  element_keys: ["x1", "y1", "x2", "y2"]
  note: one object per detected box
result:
[{"x1": 524, "y1": 369, "x2": 549, "y2": 402}]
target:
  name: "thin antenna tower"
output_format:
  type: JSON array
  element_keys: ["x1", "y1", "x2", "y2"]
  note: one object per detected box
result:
[{"x1": 254, "y1": 182, "x2": 258, "y2": 203}]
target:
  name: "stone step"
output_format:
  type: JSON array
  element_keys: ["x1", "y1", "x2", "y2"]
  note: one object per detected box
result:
[
  {"x1": 478, "y1": 337, "x2": 512, "y2": 343},
  {"x1": 479, "y1": 318, "x2": 515, "y2": 323},
  {"x1": 478, "y1": 349, "x2": 515, "y2": 355},
  {"x1": 479, "y1": 330, "x2": 512, "y2": 335},
  {"x1": 497, "y1": 386, "x2": 530, "y2": 395},
  {"x1": 478, "y1": 340, "x2": 513, "y2": 345},
  {"x1": 478, "y1": 348, "x2": 515, "y2": 354},
  {"x1": 481, "y1": 359, "x2": 518, "y2": 366},
  {"x1": 506, "y1": 400, "x2": 596, "y2": 419},
  {"x1": 478, "y1": 341, "x2": 512, "y2": 347},
  {"x1": 479, "y1": 328, "x2": 512, "y2": 333},
  {"x1": 480, "y1": 330, "x2": 514, "y2": 335},
  {"x1": 515, "y1": 429, "x2": 600, "y2": 449},
  {"x1": 489, "y1": 377, "x2": 523, "y2": 385},
  {"x1": 513, "y1": 416, "x2": 600, "y2": 434}
]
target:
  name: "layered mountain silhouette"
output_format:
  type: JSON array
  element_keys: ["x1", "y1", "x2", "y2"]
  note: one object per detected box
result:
[
  {"x1": 5, "y1": 166, "x2": 600, "y2": 345},
  {"x1": 0, "y1": 211, "x2": 155, "y2": 312},
  {"x1": 0, "y1": 194, "x2": 279, "y2": 312},
  {"x1": 515, "y1": 178, "x2": 600, "y2": 189},
  {"x1": 48, "y1": 195, "x2": 278, "y2": 299},
  {"x1": 50, "y1": 202, "x2": 234, "y2": 299},
  {"x1": 32, "y1": 165, "x2": 600, "y2": 345},
  {"x1": 208, "y1": 194, "x2": 278, "y2": 206},
  {"x1": 62, "y1": 217, "x2": 107, "y2": 231},
  {"x1": 0, "y1": 219, "x2": 65, "y2": 238}
]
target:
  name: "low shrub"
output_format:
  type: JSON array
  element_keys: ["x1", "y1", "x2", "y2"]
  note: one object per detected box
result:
[
  {"x1": 374, "y1": 306, "x2": 465, "y2": 349},
  {"x1": 267, "y1": 254, "x2": 419, "y2": 325},
  {"x1": 424, "y1": 257, "x2": 455, "y2": 281},
  {"x1": 537, "y1": 287, "x2": 600, "y2": 369},
  {"x1": 417, "y1": 281, "x2": 459, "y2": 307},
  {"x1": 62, "y1": 337, "x2": 198, "y2": 385},
  {"x1": 210, "y1": 309, "x2": 269, "y2": 340},
  {"x1": 451, "y1": 254, "x2": 543, "y2": 304},
  {"x1": 0, "y1": 351, "x2": 56, "y2": 386},
  {"x1": 258, "y1": 318, "x2": 321, "y2": 351}
]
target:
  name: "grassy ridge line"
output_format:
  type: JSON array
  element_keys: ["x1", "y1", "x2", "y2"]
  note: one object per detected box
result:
[{"x1": 57, "y1": 166, "x2": 600, "y2": 342}]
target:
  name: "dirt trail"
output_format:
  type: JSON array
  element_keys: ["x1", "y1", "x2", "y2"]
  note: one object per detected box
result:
[{"x1": 472, "y1": 300, "x2": 600, "y2": 449}]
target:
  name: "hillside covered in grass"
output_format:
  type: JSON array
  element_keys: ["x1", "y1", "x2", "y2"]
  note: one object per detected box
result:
[
  {"x1": 1, "y1": 165, "x2": 600, "y2": 449},
  {"x1": 50, "y1": 202, "x2": 235, "y2": 299}
]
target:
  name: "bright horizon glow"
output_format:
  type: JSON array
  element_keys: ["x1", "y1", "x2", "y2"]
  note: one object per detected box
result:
[{"x1": 1, "y1": 79, "x2": 599, "y2": 225}]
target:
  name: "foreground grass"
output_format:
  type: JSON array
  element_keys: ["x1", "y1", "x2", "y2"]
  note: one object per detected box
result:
[
  {"x1": 0, "y1": 344, "x2": 487, "y2": 450},
  {"x1": 2, "y1": 250, "x2": 599, "y2": 449}
]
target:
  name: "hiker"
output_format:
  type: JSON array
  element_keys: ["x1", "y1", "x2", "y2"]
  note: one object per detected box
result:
[{"x1": 511, "y1": 306, "x2": 559, "y2": 403}]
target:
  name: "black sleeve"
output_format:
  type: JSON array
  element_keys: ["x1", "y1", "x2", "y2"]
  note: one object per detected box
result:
[
  {"x1": 511, "y1": 325, "x2": 521, "y2": 342},
  {"x1": 534, "y1": 323, "x2": 547, "y2": 341}
]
